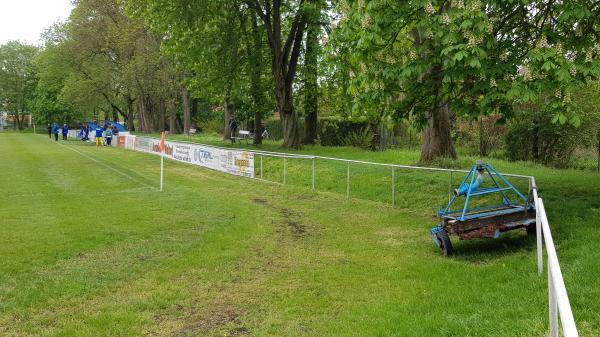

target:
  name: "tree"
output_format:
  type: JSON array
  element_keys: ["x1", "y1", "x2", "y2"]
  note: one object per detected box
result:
[
  {"x1": 245, "y1": 0, "x2": 311, "y2": 148},
  {"x1": 302, "y1": 1, "x2": 324, "y2": 144},
  {"x1": 127, "y1": 0, "x2": 274, "y2": 141},
  {"x1": 336, "y1": 0, "x2": 600, "y2": 161},
  {"x1": 0, "y1": 41, "x2": 39, "y2": 130},
  {"x1": 41, "y1": 0, "x2": 184, "y2": 132}
]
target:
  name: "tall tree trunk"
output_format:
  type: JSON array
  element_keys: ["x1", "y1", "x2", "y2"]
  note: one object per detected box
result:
[
  {"x1": 16, "y1": 113, "x2": 23, "y2": 130},
  {"x1": 420, "y1": 102, "x2": 457, "y2": 161},
  {"x1": 126, "y1": 97, "x2": 135, "y2": 131},
  {"x1": 158, "y1": 101, "x2": 165, "y2": 132},
  {"x1": 303, "y1": 4, "x2": 319, "y2": 145},
  {"x1": 249, "y1": 12, "x2": 265, "y2": 144},
  {"x1": 248, "y1": 0, "x2": 308, "y2": 149},
  {"x1": 137, "y1": 97, "x2": 145, "y2": 133},
  {"x1": 223, "y1": 89, "x2": 235, "y2": 140},
  {"x1": 169, "y1": 106, "x2": 176, "y2": 134},
  {"x1": 182, "y1": 87, "x2": 191, "y2": 135},
  {"x1": 275, "y1": 67, "x2": 302, "y2": 149}
]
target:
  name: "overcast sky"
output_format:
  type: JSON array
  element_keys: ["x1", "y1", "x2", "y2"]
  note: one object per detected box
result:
[{"x1": 0, "y1": 0, "x2": 73, "y2": 46}]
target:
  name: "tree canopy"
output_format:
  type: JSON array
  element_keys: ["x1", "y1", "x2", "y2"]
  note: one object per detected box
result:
[{"x1": 1, "y1": 0, "x2": 599, "y2": 164}]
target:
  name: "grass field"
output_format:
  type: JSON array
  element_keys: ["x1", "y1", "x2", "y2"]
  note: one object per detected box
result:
[{"x1": 1, "y1": 133, "x2": 599, "y2": 337}]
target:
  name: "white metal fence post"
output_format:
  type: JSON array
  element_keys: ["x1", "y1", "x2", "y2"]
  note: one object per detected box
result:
[
  {"x1": 346, "y1": 161, "x2": 350, "y2": 198},
  {"x1": 549, "y1": 266, "x2": 559, "y2": 337},
  {"x1": 312, "y1": 157, "x2": 315, "y2": 191},
  {"x1": 283, "y1": 157, "x2": 286, "y2": 185},
  {"x1": 391, "y1": 167, "x2": 395, "y2": 207},
  {"x1": 448, "y1": 171, "x2": 453, "y2": 204},
  {"x1": 537, "y1": 200, "x2": 543, "y2": 274}
]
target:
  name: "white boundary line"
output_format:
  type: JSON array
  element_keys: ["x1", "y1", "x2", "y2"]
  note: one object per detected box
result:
[{"x1": 59, "y1": 143, "x2": 157, "y2": 190}]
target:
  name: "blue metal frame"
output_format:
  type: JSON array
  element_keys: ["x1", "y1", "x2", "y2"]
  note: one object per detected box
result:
[{"x1": 437, "y1": 162, "x2": 532, "y2": 222}]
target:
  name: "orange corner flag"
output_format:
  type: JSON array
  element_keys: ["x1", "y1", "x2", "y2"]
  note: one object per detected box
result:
[{"x1": 159, "y1": 131, "x2": 165, "y2": 152}]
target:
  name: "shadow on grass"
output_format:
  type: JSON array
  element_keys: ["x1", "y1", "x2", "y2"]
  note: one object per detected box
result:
[{"x1": 448, "y1": 231, "x2": 536, "y2": 263}]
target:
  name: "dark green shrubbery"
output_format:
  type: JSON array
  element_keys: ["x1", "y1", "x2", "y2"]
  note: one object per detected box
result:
[
  {"x1": 317, "y1": 116, "x2": 370, "y2": 146},
  {"x1": 342, "y1": 127, "x2": 374, "y2": 149},
  {"x1": 505, "y1": 110, "x2": 595, "y2": 168}
]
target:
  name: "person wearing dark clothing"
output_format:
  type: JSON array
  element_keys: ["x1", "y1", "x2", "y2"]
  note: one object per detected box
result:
[
  {"x1": 105, "y1": 126, "x2": 113, "y2": 146},
  {"x1": 80, "y1": 125, "x2": 87, "y2": 140},
  {"x1": 228, "y1": 118, "x2": 238, "y2": 143},
  {"x1": 47, "y1": 124, "x2": 52, "y2": 139},
  {"x1": 62, "y1": 124, "x2": 69, "y2": 140},
  {"x1": 53, "y1": 123, "x2": 59, "y2": 142}
]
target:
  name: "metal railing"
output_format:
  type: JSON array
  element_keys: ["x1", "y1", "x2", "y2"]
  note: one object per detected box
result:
[
  {"x1": 128, "y1": 136, "x2": 579, "y2": 336},
  {"x1": 531, "y1": 177, "x2": 578, "y2": 337}
]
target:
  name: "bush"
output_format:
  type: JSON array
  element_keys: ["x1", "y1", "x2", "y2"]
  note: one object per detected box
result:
[
  {"x1": 455, "y1": 114, "x2": 505, "y2": 157},
  {"x1": 196, "y1": 118, "x2": 223, "y2": 134},
  {"x1": 317, "y1": 116, "x2": 370, "y2": 146},
  {"x1": 342, "y1": 127, "x2": 374, "y2": 149},
  {"x1": 505, "y1": 110, "x2": 593, "y2": 168}
]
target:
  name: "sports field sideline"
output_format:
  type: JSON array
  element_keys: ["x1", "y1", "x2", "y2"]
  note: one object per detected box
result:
[{"x1": 0, "y1": 133, "x2": 598, "y2": 336}]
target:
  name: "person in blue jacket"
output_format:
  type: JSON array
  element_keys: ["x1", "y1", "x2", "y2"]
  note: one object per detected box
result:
[
  {"x1": 62, "y1": 124, "x2": 69, "y2": 140},
  {"x1": 95, "y1": 125, "x2": 104, "y2": 148},
  {"x1": 53, "y1": 123, "x2": 59, "y2": 142}
]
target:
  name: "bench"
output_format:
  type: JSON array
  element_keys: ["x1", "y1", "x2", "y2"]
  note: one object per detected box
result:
[{"x1": 231, "y1": 130, "x2": 253, "y2": 143}]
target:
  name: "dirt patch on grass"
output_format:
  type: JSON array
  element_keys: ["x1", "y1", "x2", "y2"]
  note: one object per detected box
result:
[
  {"x1": 253, "y1": 198, "x2": 308, "y2": 237},
  {"x1": 174, "y1": 303, "x2": 249, "y2": 337}
]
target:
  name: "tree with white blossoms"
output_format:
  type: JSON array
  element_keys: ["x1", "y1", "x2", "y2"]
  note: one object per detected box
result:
[{"x1": 335, "y1": 0, "x2": 600, "y2": 161}]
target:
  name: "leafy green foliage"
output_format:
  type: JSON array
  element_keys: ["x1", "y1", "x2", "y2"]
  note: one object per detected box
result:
[
  {"x1": 0, "y1": 41, "x2": 39, "y2": 129},
  {"x1": 342, "y1": 126, "x2": 374, "y2": 149},
  {"x1": 334, "y1": 0, "x2": 600, "y2": 149}
]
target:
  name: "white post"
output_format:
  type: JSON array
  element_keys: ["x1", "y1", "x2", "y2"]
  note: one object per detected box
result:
[
  {"x1": 392, "y1": 167, "x2": 395, "y2": 207},
  {"x1": 312, "y1": 157, "x2": 315, "y2": 191},
  {"x1": 283, "y1": 157, "x2": 286, "y2": 185},
  {"x1": 346, "y1": 161, "x2": 350, "y2": 198},
  {"x1": 160, "y1": 150, "x2": 164, "y2": 191},
  {"x1": 549, "y1": 266, "x2": 558, "y2": 337},
  {"x1": 537, "y1": 200, "x2": 543, "y2": 274},
  {"x1": 448, "y1": 171, "x2": 453, "y2": 204}
]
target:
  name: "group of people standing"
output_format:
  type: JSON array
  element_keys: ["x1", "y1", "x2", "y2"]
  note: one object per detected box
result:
[
  {"x1": 47, "y1": 123, "x2": 69, "y2": 142},
  {"x1": 46, "y1": 122, "x2": 119, "y2": 148},
  {"x1": 93, "y1": 124, "x2": 118, "y2": 147}
]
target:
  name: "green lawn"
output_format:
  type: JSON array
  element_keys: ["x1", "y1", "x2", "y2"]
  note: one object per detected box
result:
[{"x1": 0, "y1": 133, "x2": 598, "y2": 336}]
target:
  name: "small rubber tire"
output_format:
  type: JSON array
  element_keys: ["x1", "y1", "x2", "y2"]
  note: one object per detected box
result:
[
  {"x1": 436, "y1": 230, "x2": 453, "y2": 256},
  {"x1": 526, "y1": 223, "x2": 536, "y2": 236}
]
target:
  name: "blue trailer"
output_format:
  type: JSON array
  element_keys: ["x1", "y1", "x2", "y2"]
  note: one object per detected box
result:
[{"x1": 431, "y1": 162, "x2": 536, "y2": 256}]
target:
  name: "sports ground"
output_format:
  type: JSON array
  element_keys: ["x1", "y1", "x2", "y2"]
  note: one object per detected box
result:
[{"x1": 0, "y1": 133, "x2": 598, "y2": 336}]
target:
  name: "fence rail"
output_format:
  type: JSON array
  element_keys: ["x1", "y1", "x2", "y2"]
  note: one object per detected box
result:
[
  {"x1": 531, "y1": 178, "x2": 578, "y2": 337},
  {"x1": 121, "y1": 135, "x2": 579, "y2": 336}
]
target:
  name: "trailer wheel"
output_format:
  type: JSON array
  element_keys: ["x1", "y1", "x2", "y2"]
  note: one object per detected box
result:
[
  {"x1": 526, "y1": 223, "x2": 536, "y2": 235},
  {"x1": 436, "y1": 230, "x2": 453, "y2": 256}
]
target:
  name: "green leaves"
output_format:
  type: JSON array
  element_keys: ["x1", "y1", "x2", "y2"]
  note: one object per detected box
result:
[{"x1": 335, "y1": 0, "x2": 599, "y2": 130}]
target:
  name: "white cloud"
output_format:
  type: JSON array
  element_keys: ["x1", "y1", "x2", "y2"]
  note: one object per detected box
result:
[{"x1": 0, "y1": 0, "x2": 73, "y2": 45}]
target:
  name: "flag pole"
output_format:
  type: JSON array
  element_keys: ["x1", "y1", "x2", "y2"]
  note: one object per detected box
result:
[{"x1": 160, "y1": 149, "x2": 164, "y2": 191}]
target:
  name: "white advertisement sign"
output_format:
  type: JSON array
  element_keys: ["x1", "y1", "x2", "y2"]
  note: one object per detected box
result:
[{"x1": 122, "y1": 135, "x2": 254, "y2": 178}]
